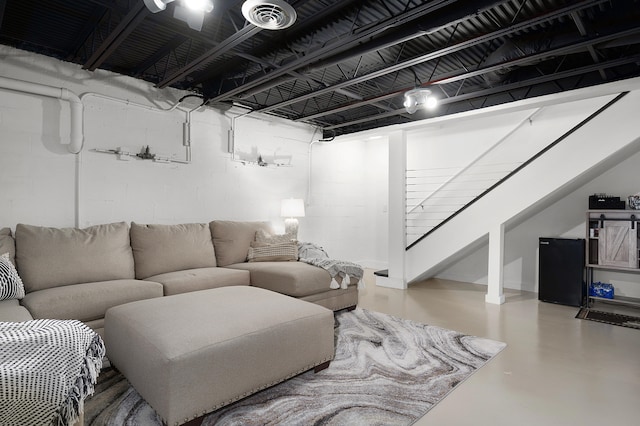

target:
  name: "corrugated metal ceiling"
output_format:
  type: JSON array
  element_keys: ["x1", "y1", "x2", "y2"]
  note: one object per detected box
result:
[{"x1": 0, "y1": 0, "x2": 639, "y2": 137}]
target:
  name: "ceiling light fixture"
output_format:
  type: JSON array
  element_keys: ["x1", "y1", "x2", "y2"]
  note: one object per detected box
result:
[
  {"x1": 183, "y1": 0, "x2": 214, "y2": 13},
  {"x1": 143, "y1": 0, "x2": 213, "y2": 31},
  {"x1": 143, "y1": 0, "x2": 213, "y2": 14},
  {"x1": 242, "y1": 0, "x2": 297, "y2": 30},
  {"x1": 403, "y1": 88, "x2": 438, "y2": 114}
]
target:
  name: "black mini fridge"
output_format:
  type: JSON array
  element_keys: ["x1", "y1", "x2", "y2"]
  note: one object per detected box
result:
[{"x1": 538, "y1": 238, "x2": 585, "y2": 307}]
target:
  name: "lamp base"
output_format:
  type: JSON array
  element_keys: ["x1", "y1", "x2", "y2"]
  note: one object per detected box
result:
[{"x1": 284, "y1": 218, "x2": 299, "y2": 238}]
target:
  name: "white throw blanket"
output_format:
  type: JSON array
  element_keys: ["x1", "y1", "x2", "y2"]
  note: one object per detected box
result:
[
  {"x1": 0, "y1": 319, "x2": 105, "y2": 426},
  {"x1": 298, "y1": 242, "x2": 365, "y2": 290}
]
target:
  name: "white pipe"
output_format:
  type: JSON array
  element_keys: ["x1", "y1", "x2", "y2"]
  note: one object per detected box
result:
[
  {"x1": 79, "y1": 92, "x2": 182, "y2": 112},
  {"x1": 307, "y1": 128, "x2": 331, "y2": 205},
  {"x1": 0, "y1": 76, "x2": 84, "y2": 154},
  {"x1": 81, "y1": 92, "x2": 197, "y2": 163}
]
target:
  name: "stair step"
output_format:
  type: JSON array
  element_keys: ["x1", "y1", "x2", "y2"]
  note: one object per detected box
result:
[{"x1": 373, "y1": 269, "x2": 388, "y2": 277}]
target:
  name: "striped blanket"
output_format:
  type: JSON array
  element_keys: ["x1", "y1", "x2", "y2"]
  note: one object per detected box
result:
[{"x1": 0, "y1": 319, "x2": 105, "y2": 426}]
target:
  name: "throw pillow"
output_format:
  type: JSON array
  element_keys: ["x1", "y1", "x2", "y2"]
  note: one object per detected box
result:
[
  {"x1": 247, "y1": 243, "x2": 298, "y2": 262},
  {"x1": 0, "y1": 252, "x2": 25, "y2": 300},
  {"x1": 255, "y1": 229, "x2": 296, "y2": 245}
]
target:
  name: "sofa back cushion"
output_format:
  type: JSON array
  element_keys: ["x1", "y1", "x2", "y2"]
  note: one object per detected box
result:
[
  {"x1": 0, "y1": 228, "x2": 15, "y2": 265},
  {"x1": 15, "y1": 222, "x2": 135, "y2": 292},
  {"x1": 210, "y1": 221, "x2": 272, "y2": 267},
  {"x1": 130, "y1": 222, "x2": 217, "y2": 279}
]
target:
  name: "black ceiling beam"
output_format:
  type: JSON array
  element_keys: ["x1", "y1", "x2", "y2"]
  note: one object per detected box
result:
[
  {"x1": 83, "y1": 1, "x2": 150, "y2": 71},
  {"x1": 208, "y1": 0, "x2": 476, "y2": 103},
  {"x1": 570, "y1": 11, "x2": 606, "y2": 80},
  {"x1": 156, "y1": 0, "x2": 320, "y2": 89},
  {"x1": 156, "y1": 24, "x2": 262, "y2": 88},
  {"x1": 0, "y1": 0, "x2": 7, "y2": 31},
  {"x1": 296, "y1": 13, "x2": 636, "y2": 124},
  {"x1": 322, "y1": 54, "x2": 640, "y2": 132},
  {"x1": 65, "y1": 6, "x2": 110, "y2": 62},
  {"x1": 228, "y1": 0, "x2": 510, "y2": 101},
  {"x1": 131, "y1": 34, "x2": 189, "y2": 77},
  {"x1": 259, "y1": 0, "x2": 609, "y2": 115},
  {"x1": 427, "y1": 27, "x2": 640, "y2": 86},
  {"x1": 189, "y1": 0, "x2": 365, "y2": 93}
]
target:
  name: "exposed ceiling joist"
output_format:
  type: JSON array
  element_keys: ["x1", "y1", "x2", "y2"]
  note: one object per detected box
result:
[
  {"x1": 208, "y1": 0, "x2": 469, "y2": 102},
  {"x1": 324, "y1": 54, "x2": 640, "y2": 132},
  {"x1": 289, "y1": 0, "x2": 614, "y2": 122},
  {"x1": 156, "y1": 24, "x2": 262, "y2": 88},
  {"x1": 83, "y1": 2, "x2": 149, "y2": 71},
  {"x1": 1, "y1": 0, "x2": 638, "y2": 137}
]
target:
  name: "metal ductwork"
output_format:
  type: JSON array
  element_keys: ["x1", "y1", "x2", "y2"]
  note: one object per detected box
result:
[{"x1": 242, "y1": 0, "x2": 297, "y2": 30}]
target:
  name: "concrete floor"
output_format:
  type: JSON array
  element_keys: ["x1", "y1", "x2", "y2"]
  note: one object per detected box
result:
[{"x1": 357, "y1": 270, "x2": 640, "y2": 426}]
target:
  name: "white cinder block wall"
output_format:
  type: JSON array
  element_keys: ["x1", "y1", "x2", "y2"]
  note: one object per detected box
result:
[
  {"x1": 304, "y1": 137, "x2": 389, "y2": 267},
  {"x1": 3, "y1": 45, "x2": 639, "y2": 288},
  {"x1": 0, "y1": 46, "x2": 385, "y2": 265}
]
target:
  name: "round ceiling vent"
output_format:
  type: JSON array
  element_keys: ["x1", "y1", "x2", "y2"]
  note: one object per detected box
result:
[{"x1": 242, "y1": 0, "x2": 297, "y2": 30}]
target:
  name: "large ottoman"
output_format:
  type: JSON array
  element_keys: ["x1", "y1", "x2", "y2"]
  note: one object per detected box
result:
[{"x1": 104, "y1": 286, "x2": 335, "y2": 426}]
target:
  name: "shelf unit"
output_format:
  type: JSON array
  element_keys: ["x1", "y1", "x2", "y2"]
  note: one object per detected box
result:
[{"x1": 585, "y1": 209, "x2": 640, "y2": 309}]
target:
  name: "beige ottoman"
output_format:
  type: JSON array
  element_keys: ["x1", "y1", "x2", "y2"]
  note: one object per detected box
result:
[{"x1": 104, "y1": 286, "x2": 335, "y2": 426}]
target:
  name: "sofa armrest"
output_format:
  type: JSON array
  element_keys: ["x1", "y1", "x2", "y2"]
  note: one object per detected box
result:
[{"x1": 0, "y1": 299, "x2": 34, "y2": 322}]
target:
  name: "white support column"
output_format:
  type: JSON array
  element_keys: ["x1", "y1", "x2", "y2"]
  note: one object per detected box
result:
[
  {"x1": 486, "y1": 222, "x2": 506, "y2": 304},
  {"x1": 377, "y1": 131, "x2": 407, "y2": 289}
]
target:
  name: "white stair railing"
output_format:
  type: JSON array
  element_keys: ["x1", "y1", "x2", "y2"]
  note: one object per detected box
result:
[{"x1": 406, "y1": 108, "x2": 541, "y2": 247}]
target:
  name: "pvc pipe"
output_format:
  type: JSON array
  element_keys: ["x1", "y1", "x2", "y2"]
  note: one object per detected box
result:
[
  {"x1": 81, "y1": 92, "x2": 197, "y2": 163},
  {"x1": 80, "y1": 92, "x2": 182, "y2": 112},
  {"x1": 0, "y1": 76, "x2": 84, "y2": 154}
]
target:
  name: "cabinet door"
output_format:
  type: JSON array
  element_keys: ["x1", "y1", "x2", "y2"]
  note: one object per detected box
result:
[{"x1": 598, "y1": 220, "x2": 638, "y2": 268}]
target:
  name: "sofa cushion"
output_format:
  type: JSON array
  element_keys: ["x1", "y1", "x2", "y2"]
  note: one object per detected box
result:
[
  {"x1": 0, "y1": 228, "x2": 15, "y2": 265},
  {"x1": 225, "y1": 261, "x2": 333, "y2": 298},
  {"x1": 255, "y1": 229, "x2": 296, "y2": 245},
  {"x1": 145, "y1": 267, "x2": 250, "y2": 296},
  {"x1": 15, "y1": 222, "x2": 135, "y2": 292},
  {"x1": 0, "y1": 299, "x2": 33, "y2": 322},
  {"x1": 0, "y1": 253, "x2": 25, "y2": 300},
  {"x1": 20, "y1": 279, "x2": 163, "y2": 322},
  {"x1": 247, "y1": 242, "x2": 298, "y2": 262},
  {"x1": 210, "y1": 221, "x2": 272, "y2": 267},
  {"x1": 130, "y1": 223, "x2": 217, "y2": 280}
]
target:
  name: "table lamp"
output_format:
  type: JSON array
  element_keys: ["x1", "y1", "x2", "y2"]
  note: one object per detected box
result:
[{"x1": 281, "y1": 198, "x2": 305, "y2": 237}]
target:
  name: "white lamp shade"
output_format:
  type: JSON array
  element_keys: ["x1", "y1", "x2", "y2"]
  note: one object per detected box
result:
[{"x1": 281, "y1": 198, "x2": 305, "y2": 217}]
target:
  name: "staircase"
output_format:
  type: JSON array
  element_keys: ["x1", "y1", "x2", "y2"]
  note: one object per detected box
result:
[{"x1": 404, "y1": 88, "x2": 640, "y2": 284}]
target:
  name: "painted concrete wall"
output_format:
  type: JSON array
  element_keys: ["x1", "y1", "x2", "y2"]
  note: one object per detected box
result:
[
  {"x1": 0, "y1": 46, "x2": 310, "y2": 229},
  {"x1": 0, "y1": 45, "x2": 387, "y2": 266},
  {"x1": 304, "y1": 137, "x2": 389, "y2": 266}
]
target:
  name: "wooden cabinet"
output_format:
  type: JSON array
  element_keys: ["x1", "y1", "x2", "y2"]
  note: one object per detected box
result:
[
  {"x1": 586, "y1": 210, "x2": 640, "y2": 309},
  {"x1": 587, "y1": 210, "x2": 640, "y2": 269},
  {"x1": 598, "y1": 219, "x2": 637, "y2": 268}
]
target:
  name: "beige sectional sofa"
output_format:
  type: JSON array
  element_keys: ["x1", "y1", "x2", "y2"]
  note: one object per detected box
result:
[{"x1": 0, "y1": 220, "x2": 358, "y2": 334}]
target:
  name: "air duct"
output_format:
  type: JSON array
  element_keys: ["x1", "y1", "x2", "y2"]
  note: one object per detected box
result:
[
  {"x1": 242, "y1": 0, "x2": 297, "y2": 30},
  {"x1": 0, "y1": 76, "x2": 84, "y2": 154}
]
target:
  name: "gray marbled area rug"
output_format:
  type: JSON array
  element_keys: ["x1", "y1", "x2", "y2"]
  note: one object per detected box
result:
[{"x1": 85, "y1": 309, "x2": 506, "y2": 425}]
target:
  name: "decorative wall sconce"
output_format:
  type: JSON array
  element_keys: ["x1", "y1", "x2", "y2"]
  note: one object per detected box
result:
[{"x1": 403, "y1": 88, "x2": 438, "y2": 114}]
